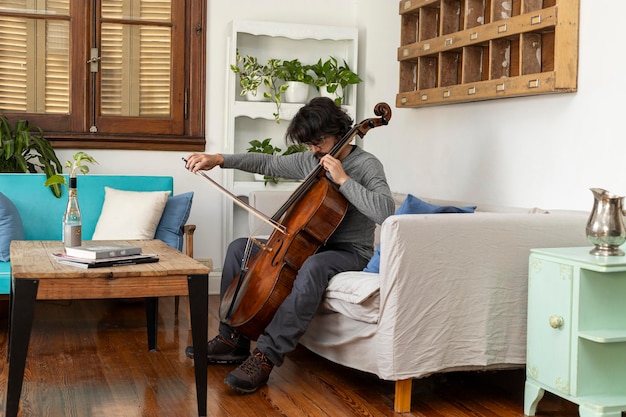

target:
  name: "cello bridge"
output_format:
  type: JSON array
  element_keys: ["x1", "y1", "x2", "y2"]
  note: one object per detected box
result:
[{"x1": 250, "y1": 237, "x2": 272, "y2": 252}]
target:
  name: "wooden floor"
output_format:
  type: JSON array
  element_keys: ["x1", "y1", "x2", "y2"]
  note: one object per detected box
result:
[{"x1": 0, "y1": 295, "x2": 586, "y2": 417}]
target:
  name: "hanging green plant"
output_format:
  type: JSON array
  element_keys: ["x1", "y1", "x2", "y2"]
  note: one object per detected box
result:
[{"x1": 264, "y1": 58, "x2": 289, "y2": 123}]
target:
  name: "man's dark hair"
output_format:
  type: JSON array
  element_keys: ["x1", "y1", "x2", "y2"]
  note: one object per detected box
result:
[{"x1": 285, "y1": 97, "x2": 353, "y2": 146}]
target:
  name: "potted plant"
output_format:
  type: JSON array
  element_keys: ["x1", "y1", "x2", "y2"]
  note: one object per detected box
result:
[
  {"x1": 309, "y1": 56, "x2": 362, "y2": 105},
  {"x1": 0, "y1": 114, "x2": 64, "y2": 197},
  {"x1": 276, "y1": 59, "x2": 314, "y2": 103},
  {"x1": 247, "y1": 138, "x2": 307, "y2": 185},
  {"x1": 230, "y1": 52, "x2": 287, "y2": 123},
  {"x1": 230, "y1": 51, "x2": 269, "y2": 101}
]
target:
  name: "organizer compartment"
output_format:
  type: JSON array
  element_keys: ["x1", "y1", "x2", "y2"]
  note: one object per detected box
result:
[{"x1": 397, "y1": 0, "x2": 579, "y2": 107}]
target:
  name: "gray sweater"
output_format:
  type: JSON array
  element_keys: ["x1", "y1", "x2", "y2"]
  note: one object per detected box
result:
[{"x1": 222, "y1": 146, "x2": 394, "y2": 260}]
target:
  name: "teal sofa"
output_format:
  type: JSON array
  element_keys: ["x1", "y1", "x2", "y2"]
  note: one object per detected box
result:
[{"x1": 0, "y1": 173, "x2": 194, "y2": 295}]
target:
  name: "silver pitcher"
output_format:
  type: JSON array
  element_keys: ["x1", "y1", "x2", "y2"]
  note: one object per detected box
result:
[{"x1": 586, "y1": 188, "x2": 626, "y2": 256}]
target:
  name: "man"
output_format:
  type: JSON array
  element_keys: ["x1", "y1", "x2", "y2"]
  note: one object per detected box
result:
[{"x1": 184, "y1": 97, "x2": 394, "y2": 394}]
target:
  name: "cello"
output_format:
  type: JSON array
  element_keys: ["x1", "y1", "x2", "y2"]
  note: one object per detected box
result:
[{"x1": 218, "y1": 102, "x2": 392, "y2": 341}]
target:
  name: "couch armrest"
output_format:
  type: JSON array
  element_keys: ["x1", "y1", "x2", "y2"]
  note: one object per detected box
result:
[
  {"x1": 373, "y1": 211, "x2": 590, "y2": 380},
  {"x1": 183, "y1": 224, "x2": 196, "y2": 258}
]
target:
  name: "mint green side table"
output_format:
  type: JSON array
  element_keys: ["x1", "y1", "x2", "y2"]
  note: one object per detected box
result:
[{"x1": 525, "y1": 247, "x2": 626, "y2": 417}]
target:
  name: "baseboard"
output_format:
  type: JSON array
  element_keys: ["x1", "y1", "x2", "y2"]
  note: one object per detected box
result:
[
  {"x1": 209, "y1": 271, "x2": 221, "y2": 295},
  {"x1": 194, "y1": 258, "x2": 220, "y2": 295}
]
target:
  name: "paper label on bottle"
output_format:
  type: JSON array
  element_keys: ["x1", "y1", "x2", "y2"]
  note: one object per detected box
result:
[{"x1": 64, "y1": 224, "x2": 82, "y2": 247}]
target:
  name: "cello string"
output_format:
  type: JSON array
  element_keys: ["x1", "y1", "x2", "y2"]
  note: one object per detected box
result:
[
  {"x1": 224, "y1": 236, "x2": 257, "y2": 320},
  {"x1": 241, "y1": 232, "x2": 270, "y2": 272},
  {"x1": 241, "y1": 237, "x2": 254, "y2": 271}
]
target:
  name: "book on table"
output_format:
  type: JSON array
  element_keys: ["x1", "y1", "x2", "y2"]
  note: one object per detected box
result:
[
  {"x1": 52, "y1": 252, "x2": 159, "y2": 269},
  {"x1": 64, "y1": 243, "x2": 142, "y2": 259}
]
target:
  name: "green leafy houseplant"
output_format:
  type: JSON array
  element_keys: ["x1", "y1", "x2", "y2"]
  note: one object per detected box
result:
[
  {"x1": 230, "y1": 51, "x2": 288, "y2": 123},
  {"x1": 309, "y1": 56, "x2": 362, "y2": 105},
  {"x1": 0, "y1": 114, "x2": 64, "y2": 197},
  {"x1": 247, "y1": 138, "x2": 307, "y2": 185},
  {"x1": 44, "y1": 151, "x2": 99, "y2": 188},
  {"x1": 276, "y1": 59, "x2": 314, "y2": 84},
  {"x1": 276, "y1": 58, "x2": 314, "y2": 104},
  {"x1": 230, "y1": 52, "x2": 267, "y2": 99}
]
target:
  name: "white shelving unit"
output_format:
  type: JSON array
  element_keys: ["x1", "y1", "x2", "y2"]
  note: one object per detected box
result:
[{"x1": 222, "y1": 20, "x2": 359, "y2": 248}]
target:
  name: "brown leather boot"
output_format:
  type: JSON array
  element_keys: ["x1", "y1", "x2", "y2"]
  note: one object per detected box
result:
[
  {"x1": 224, "y1": 348, "x2": 274, "y2": 394},
  {"x1": 185, "y1": 334, "x2": 250, "y2": 364}
]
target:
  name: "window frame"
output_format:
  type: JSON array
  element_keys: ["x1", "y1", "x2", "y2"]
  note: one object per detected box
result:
[{"x1": 0, "y1": 0, "x2": 206, "y2": 152}]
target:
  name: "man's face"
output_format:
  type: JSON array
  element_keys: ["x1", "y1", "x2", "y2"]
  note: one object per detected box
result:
[{"x1": 304, "y1": 135, "x2": 337, "y2": 159}]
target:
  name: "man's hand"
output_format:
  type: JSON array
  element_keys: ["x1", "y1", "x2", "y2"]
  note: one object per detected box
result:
[
  {"x1": 319, "y1": 154, "x2": 349, "y2": 186},
  {"x1": 185, "y1": 153, "x2": 224, "y2": 173}
]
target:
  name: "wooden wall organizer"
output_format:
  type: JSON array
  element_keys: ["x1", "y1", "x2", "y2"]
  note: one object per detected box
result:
[{"x1": 396, "y1": 0, "x2": 580, "y2": 108}]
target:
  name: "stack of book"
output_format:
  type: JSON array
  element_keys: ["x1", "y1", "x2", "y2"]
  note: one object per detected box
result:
[{"x1": 53, "y1": 243, "x2": 159, "y2": 269}]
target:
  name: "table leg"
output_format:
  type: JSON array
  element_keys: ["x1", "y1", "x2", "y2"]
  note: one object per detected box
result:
[
  {"x1": 5, "y1": 278, "x2": 39, "y2": 417},
  {"x1": 188, "y1": 273, "x2": 208, "y2": 417},
  {"x1": 145, "y1": 297, "x2": 158, "y2": 351},
  {"x1": 7, "y1": 279, "x2": 13, "y2": 362}
]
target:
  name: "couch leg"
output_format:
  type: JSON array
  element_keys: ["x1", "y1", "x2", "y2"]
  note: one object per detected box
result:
[{"x1": 394, "y1": 379, "x2": 412, "y2": 413}]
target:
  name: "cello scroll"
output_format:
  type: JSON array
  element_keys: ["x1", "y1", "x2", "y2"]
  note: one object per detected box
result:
[{"x1": 356, "y1": 102, "x2": 392, "y2": 138}]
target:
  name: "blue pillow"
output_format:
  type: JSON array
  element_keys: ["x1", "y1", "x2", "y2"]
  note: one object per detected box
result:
[
  {"x1": 395, "y1": 194, "x2": 476, "y2": 215},
  {"x1": 0, "y1": 192, "x2": 25, "y2": 262},
  {"x1": 363, "y1": 194, "x2": 476, "y2": 273},
  {"x1": 154, "y1": 192, "x2": 194, "y2": 251}
]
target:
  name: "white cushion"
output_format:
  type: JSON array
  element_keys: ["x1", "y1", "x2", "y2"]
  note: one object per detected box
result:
[
  {"x1": 92, "y1": 187, "x2": 170, "y2": 240},
  {"x1": 325, "y1": 271, "x2": 379, "y2": 303},
  {"x1": 321, "y1": 295, "x2": 380, "y2": 324},
  {"x1": 320, "y1": 271, "x2": 380, "y2": 324}
]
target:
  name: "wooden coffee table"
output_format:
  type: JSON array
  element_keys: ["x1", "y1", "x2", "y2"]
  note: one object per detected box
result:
[{"x1": 6, "y1": 239, "x2": 210, "y2": 417}]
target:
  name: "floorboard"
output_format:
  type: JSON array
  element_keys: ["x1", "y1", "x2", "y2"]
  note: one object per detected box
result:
[{"x1": 0, "y1": 296, "x2": 588, "y2": 416}]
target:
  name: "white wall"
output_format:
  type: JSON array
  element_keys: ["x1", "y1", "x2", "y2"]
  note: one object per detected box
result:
[
  {"x1": 60, "y1": 1, "x2": 618, "y2": 270},
  {"x1": 357, "y1": 0, "x2": 623, "y2": 213}
]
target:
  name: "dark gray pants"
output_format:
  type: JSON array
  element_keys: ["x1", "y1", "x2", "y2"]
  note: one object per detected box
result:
[{"x1": 218, "y1": 237, "x2": 366, "y2": 366}]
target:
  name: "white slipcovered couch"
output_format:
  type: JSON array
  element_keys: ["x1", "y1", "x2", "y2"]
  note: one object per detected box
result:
[{"x1": 247, "y1": 190, "x2": 590, "y2": 412}]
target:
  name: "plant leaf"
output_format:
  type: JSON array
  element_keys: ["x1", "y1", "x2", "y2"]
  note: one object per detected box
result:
[{"x1": 44, "y1": 174, "x2": 67, "y2": 187}]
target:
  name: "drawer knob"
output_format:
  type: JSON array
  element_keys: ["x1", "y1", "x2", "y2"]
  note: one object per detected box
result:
[{"x1": 549, "y1": 315, "x2": 564, "y2": 329}]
